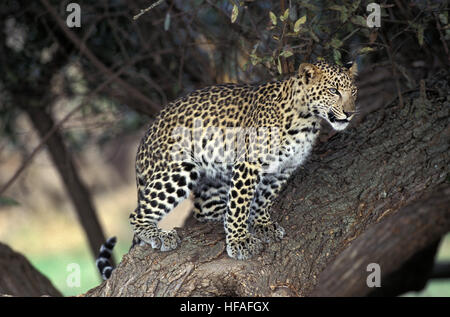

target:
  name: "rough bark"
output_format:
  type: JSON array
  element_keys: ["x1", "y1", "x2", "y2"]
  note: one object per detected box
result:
[
  {"x1": 84, "y1": 72, "x2": 449, "y2": 297},
  {"x1": 0, "y1": 242, "x2": 62, "y2": 297},
  {"x1": 311, "y1": 186, "x2": 449, "y2": 296}
]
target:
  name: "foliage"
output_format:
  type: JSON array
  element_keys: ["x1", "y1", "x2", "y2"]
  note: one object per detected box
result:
[{"x1": 0, "y1": 0, "x2": 448, "y2": 165}]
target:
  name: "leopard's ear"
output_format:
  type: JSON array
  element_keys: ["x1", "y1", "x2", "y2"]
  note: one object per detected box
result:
[
  {"x1": 345, "y1": 61, "x2": 358, "y2": 77},
  {"x1": 298, "y1": 63, "x2": 321, "y2": 85}
]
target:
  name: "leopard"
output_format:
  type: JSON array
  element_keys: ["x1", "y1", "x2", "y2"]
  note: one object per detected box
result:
[{"x1": 97, "y1": 60, "x2": 358, "y2": 279}]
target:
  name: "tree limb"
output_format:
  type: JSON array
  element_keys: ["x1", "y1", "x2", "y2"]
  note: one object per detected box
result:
[
  {"x1": 84, "y1": 71, "x2": 449, "y2": 297},
  {"x1": 311, "y1": 186, "x2": 450, "y2": 296},
  {"x1": 40, "y1": 0, "x2": 162, "y2": 116},
  {"x1": 0, "y1": 243, "x2": 61, "y2": 297}
]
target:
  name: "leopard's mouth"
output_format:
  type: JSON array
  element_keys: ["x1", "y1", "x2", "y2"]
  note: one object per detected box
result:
[
  {"x1": 327, "y1": 111, "x2": 349, "y2": 123},
  {"x1": 327, "y1": 111, "x2": 352, "y2": 131}
]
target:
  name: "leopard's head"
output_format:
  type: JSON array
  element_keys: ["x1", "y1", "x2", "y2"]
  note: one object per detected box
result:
[{"x1": 297, "y1": 60, "x2": 358, "y2": 131}]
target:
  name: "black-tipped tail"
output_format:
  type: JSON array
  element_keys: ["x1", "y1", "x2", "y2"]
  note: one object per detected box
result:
[{"x1": 96, "y1": 236, "x2": 117, "y2": 280}]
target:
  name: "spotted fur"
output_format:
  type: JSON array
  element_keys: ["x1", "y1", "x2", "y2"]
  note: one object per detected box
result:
[{"x1": 129, "y1": 60, "x2": 358, "y2": 260}]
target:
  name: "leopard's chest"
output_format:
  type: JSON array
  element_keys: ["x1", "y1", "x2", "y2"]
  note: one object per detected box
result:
[{"x1": 276, "y1": 128, "x2": 319, "y2": 171}]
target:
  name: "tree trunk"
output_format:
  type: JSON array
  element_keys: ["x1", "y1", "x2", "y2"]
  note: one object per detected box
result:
[
  {"x1": 0, "y1": 242, "x2": 61, "y2": 297},
  {"x1": 83, "y1": 72, "x2": 449, "y2": 297},
  {"x1": 23, "y1": 106, "x2": 110, "y2": 263}
]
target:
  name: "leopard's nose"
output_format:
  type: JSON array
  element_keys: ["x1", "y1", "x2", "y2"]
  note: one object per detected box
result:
[{"x1": 344, "y1": 111, "x2": 355, "y2": 118}]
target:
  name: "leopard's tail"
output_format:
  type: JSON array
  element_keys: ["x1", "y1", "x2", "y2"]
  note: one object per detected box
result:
[{"x1": 96, "y1": 236, "x2": 117, "y2": 280}]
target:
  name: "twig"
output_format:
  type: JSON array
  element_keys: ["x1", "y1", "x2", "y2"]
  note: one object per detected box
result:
[
  {"x1": 40, "y1": 0, "x2": 162, "y2": 115},
  {"x1": 433, "y1": 12, "x2": 450, "y2": 64},
  {"x1": 0, "y1": 63, "x2": 132, "y2": 197},
  {"x1": 278, "y1": 0, "x2": 289, "y2": 74},
  {"x1": 133, "y1": 0, "x2": 165, "y2": 20},
  {"x1": 341, "y1": 27, "x2": 360, "y2": 43},
  {"x1": 380, "y1": 32, "x2": 404, "y2": 108}
]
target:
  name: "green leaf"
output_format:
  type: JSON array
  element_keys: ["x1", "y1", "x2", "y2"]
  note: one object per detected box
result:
[
  {"x1": 330, "y1": 37, "x2": 343, "y2": 49},
  {"x1": 417, "y1": 24, "x2": 424, "y2": 46},
  {"x1": 350, "y1": 15, "x2": 367, "y2": 27},
  {"x1": 250, "y1": 53, "x2": 260, "y2": 66},
  {"x1": 285, "y1": 32, "x2": 301, "y2": 37},
  {"x1": 349, "y1": 0, "x2": 361, "y2": 13},
  {"x1": 164, "y1": 12, "x2": 171, "y2": 31},
  {"x1": 333, "y1": 49, "x2": 342, "y2": 65},
  {"x1": 280, "y1": 8, "x2": 289, "y2": 22},
  {"x1": 261, "y1": 55, "x2": 274, "y2": 64},
  {"x1": 231, "y1": 4, "x2": 239, "y2": 23},
  {"x1": 277, "y1": 57, "x2": 282, "y2": 74},
  {"x1": 340, "y1": 11, "x2": 349, "y2": 23},
  {"x1": 294, "y1": 15, "x2": 306, "y2": 33},
  {"x1": 329, "y1": 5, "x2": 346, "y2": 12},
  {"x1": 279, "y1": 50, "x2": 293, "y2": 58},
  {"x1": 439, "y1": 12, "x2": 448, "y2": 25},
  {"x1": 269, "y1": 11, "x2": 277, "y2": 25},
  {"x1": 303, "y1": 3, "x2": 320, "y2": 11},
  {"x1": 329, "y1": 5, "x2": 348, "y2": 22},
  {"x1": 358, "y1": 47, "x2": 375, "y2": 55},
  {"x1": 0, "y1": 196, "x2": 20, "y2": 207}
]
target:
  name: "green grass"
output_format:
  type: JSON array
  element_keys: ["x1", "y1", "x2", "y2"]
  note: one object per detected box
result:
[
  {"x1": 403, "y1": 280, "x2": 450, "y2": 297},
  {"x1": 403, "y1": 234, "x2": 450, "y2": 297},
  {"x1": 29, "y1": 244, "x2": 129, "y2": 296}
]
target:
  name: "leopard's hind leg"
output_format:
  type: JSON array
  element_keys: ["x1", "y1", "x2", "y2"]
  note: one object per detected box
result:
[{"x1": 130, "y1": 162, "x2": 199, "y2": 251}]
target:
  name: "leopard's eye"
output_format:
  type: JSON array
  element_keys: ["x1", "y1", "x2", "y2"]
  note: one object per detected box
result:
[{"x1": 328, "y1": 88, "x2": 339, "y2": 95}]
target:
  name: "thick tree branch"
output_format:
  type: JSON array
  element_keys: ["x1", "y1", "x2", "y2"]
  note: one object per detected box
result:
[
  {"x1": 84, "y1": 72, "x2": 449, "y2": 297},
  {"x1": 0, "y1": 243, "x2": 61, "y2": 297},
  {"x1": 311, "y1": 186, "x2": 450, "y2": 296}
]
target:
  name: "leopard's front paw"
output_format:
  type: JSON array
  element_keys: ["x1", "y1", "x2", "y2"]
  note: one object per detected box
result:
[
  {"x1": 139, "y1": 228, "x2": 181, "y2": 252},
  {"x1": 251, "y1": 221, "x2": 285, "y2": 243},
  {"x1": 159, "y1": 229, "x2": 181, "y2": 251},
  {"x1": 226, "y1": 234, "x2": 263, "y2": 260}
]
